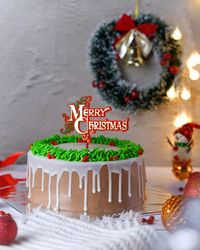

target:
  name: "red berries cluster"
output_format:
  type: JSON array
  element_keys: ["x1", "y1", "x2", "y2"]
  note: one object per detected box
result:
[
  {"x1": 160, "y1": 53, "x2": 179, "y2": 75},
  {"x1": 109, "y1": 155, "x2": 119, "y2": 161},
  {"x1": 160, "y1": 53, "x2": 171, "y2": 66},
  {"x1": 47, "y1": 152, "x2": 55, "y2": 159},
  {"x1": 82, "y1": 155, "x2": 89, "y2": 162},
  {"x1": 51, "y1": 141, "x2": 58, "y2": 146},
  {"x1": 92, "y1": 81, "x2": 105, "y2": 89},
  {"x1": 137, "y1": 149, "x2": 143, "y2": 156},
  {"x1": 142, "y1": 215, "x2": 155, "y2": 225},
  {"x1": 124, "y1": 89, "x2": 139, "y2": 104},
  {"x1": 108, "y1": 141, "x2": 116, "y2": 146}
]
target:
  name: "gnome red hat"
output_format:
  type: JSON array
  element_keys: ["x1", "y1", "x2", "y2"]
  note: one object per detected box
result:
[{"x1": 174, "y1": 123, "x2": 200, "y2": 141}]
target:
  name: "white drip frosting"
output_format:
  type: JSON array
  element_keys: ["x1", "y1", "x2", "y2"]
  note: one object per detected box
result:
[{"x1": 27, "y1": 149, "x2": 144, "y2": 212}]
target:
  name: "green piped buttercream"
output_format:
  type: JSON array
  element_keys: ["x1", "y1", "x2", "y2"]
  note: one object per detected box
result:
[{"x1": 30, "y1": 135, "x2": 143, "y2": 162}]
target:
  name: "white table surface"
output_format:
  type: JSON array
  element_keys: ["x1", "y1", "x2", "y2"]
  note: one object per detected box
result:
[{"x1": 0, "y1": 164, "x2": 189, "y2": 229}]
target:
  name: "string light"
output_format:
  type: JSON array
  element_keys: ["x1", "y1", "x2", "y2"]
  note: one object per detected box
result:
[
  {"x1": 172, "y1": 27, "x2": 182, "y2": 40},
  {"x1": 167, "y1": 86, "x2": 177, "y2": 100},
  {"x1": 187, "y1": 52, "x2": 200, "y2": 80},
  {"x1": 173, "y1": 112, "x2": 191, "y2": 128},
  {"x1": 181, "y1": 87, "x2": 191, "y2": 101}
]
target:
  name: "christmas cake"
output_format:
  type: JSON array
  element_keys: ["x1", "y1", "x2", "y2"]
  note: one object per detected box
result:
[{"x1": 27, "y1": 135, "x2": 145, "y2": 217}]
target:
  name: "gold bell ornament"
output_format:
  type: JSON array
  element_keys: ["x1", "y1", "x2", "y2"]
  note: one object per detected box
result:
[
  {"x1": 114, "y1": 1, "x2": 157, "y2": 67},
  {"x1": 115, "y1": 29, "x2": 152, "y2": 67}
]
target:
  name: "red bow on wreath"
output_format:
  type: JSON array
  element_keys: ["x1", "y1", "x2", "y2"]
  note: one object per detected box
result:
[
  {"x1": 114, "y1": 14, "x2": 158, "y2": 61},
  {"x1": 114, "y1": 14, "x2": 158, "y2": 37},
  {"x1": 0, "y1": 152, "x2": 25, "y2": 195}
]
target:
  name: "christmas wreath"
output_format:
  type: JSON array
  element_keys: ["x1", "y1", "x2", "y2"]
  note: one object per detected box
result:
[{"x1": 89, "y1": 13, "x2": 181, "y2": 112}]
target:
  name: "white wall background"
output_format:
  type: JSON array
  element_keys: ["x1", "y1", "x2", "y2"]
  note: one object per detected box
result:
[{"x1": 1, "y1": 0, "x2": 200, "y2": 166}]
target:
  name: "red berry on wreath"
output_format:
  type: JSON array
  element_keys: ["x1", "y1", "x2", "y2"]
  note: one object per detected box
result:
[
  {"x1": 92, "y1": 80, "x2": 97, "y2": 88},
  {"x1": 116, "y1": 54, "x2": 120, "y2": 61},
  {"x1": 131, "y1": 90, "x2": 139, "y2": 99},
  {"x1": 98, "y1": 82, "x2": 105, "y2": 89},
  {"x1": 160, "y1": 59, "x2": 168, "y2": 66},
  {"x1": 124, "y1": 95, "x2": 131, "y2": 104},
  {"x1": 163, "y1": 53, "x2": 171, "y2": 60},
  {"x1": 169, "y1": 65, "x2": 179, "y2": 75},
  {"x1": 0, "y1": 211, "x2": 18, "y2": 245}
]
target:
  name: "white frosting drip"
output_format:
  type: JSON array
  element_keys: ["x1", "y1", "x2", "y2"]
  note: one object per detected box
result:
[
  {"x1": 97, "y1": 173, "x2": 101, "y2": 192},
  {"x1": 41, "y1": 170, "x2": 45, "y2": 192},
  {"x1": 84, "y1": 174, "x2": 88, "y2": 211},
  {"x1": 27, "y1": 149, "x2": 144, "y2": 212},
  {"x1": 28, "y1": 164, "x2": 32, "y2": 199},
  {"x1": 92, "y1": 173, "x2": 96, "y2": 193},
  {"x1": 47, "y1": 174, "x2": 52, "y2": 209},
  {"x1": 118, "y1": 170, "x2": 122, "y2": 203},
  {"x1": 68, "y1": 172, "x2": 72, "y2": 197}
]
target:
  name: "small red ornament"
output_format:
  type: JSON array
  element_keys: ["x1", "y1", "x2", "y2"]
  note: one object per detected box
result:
[
  {"x1": 98, "y1": 82, "x2": 105, "y2": 89},
  {"x1": 163, "y1": 53, "x2": 171, "y2": 60},
  {"x1": 92, "y1": 80, "x2": 97, "y2": 88},
  {"x1": 131, "y1": 90, "x2": 139, "y2": 99},
  {"x1": 0, "y1": 211, "x2": 18, "y2": 245},
  {"x1": 115, "y1": 54, "x2": 120, "y2": 61},
  {"x1": 184, "y1": 172, "x2": 200, "y2": 198},
  {"x1": 124, "y1": 95, "x2": 131, "y2": 104},
  {"x1": 160, "y1": 59, "x2": 168, "y2": 66},
  {"x1": 169, "y1": 65, "x2": 179, "y2": 75}
]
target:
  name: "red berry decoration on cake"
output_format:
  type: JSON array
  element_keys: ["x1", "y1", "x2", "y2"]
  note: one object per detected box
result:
[
  {"x1": 0, "y1": 211, "x2": 18, "y2": 245},
  {"x1": 167, "y1": 123, "x2": 200, "y2": 180}
]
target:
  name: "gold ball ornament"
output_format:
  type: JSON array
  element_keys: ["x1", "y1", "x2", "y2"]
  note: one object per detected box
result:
[
  {"x1": 172, "y1": 160, "x2": 193, "y2": 181},
  {"x1": 161, "y1": 195, "x2": 189, "y2": 230}
]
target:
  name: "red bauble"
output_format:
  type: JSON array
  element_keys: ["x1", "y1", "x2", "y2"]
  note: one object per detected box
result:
[
  {"x1": 0, "y1": 211, "x2": 17, "y2": 245},
  {"x1": 160, "y1": 59, "x2": 168, "y2": 66},
  {"x1": 169, "y1": 65, "x2": 179, "y2": 75},
  {"x1": 131, "y1": 90, "x2": 139, "y2": 99},
  {"x1": 163, "y1": 53, "x2": 172, "y2": 60},
  {"x1": 184, "y1": 172, "x2": 200, "y2": 198}
]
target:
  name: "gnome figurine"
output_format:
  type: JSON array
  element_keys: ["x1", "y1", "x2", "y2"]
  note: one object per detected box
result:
[{"x1": 167, "y1": 123, "x2": 200, "y2": 180}]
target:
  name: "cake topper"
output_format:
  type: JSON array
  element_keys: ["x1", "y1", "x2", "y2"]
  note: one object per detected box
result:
[{"x1": 60, "y1": 96, "x2": 129, "y2": 147}]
